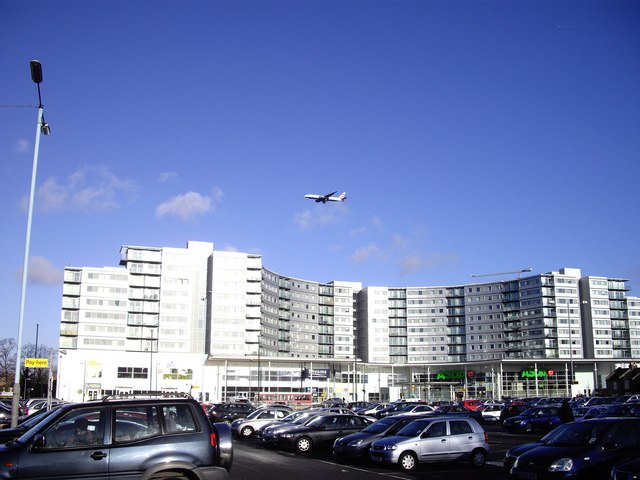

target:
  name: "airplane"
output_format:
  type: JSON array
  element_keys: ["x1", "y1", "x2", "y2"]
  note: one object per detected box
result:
[{"x1": 304, "y1": 191, "x2": 347, "y2": 203}]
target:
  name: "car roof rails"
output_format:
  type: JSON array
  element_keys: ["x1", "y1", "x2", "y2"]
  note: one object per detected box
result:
[{"x1": 99, "y1": 392, "x2": 194, "y2": 402}]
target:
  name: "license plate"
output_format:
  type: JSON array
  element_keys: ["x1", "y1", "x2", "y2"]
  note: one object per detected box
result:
[
  {"x1": 371, "y1": 454, "x2": 383, "y2": 462},
  {"x1": 515, "y1": 472, "x2": 537, "y2": 480}
]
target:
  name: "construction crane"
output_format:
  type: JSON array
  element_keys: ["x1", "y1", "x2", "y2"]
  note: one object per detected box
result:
[{"x1": 470, "y1": 267, "x2": 533, "y2": 279}]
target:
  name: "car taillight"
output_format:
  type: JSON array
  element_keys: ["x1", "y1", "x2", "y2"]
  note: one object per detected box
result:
[
  {"x1": 210, "y1": 432, "x2": 217, "y2": 448},
  {"x1": 484, "y1": 432, "x2": 489, "y2": 443}
]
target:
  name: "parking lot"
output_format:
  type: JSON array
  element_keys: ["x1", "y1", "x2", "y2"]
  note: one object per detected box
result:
[{"x1": 229, "y1": 423, "x2": 534, "y2": 480}]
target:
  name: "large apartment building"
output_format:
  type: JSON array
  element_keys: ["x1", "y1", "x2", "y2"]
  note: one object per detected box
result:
[{"x1": 57, "y1": 241, "x2": 639, "y2": 404}]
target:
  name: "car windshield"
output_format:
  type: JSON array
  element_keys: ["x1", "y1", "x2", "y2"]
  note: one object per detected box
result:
[
  {"x1": 361, "y1": 418, "x2": 396, "y2": 434},
  {"x1": 396, "y1": 419, "x2": 430, "y2": 437},
  {"x1": 293, "y1": 413, "x2": 320, "y2": 425},
  {"x1": 542, "y1": 422, "x2": 611, "y2": 447}
]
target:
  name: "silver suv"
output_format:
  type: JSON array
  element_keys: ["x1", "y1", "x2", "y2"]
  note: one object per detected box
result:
[
  {"x1": 369, "y1": 415, "x2": 489, "y2": 471},
  {"x1": 0, "y1": 394, "x2": 233, "y2": 479}
]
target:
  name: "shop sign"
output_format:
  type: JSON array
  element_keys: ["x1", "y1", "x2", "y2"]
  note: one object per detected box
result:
[
  {"x1": 436, "y1": 370, "x2": 466, "y2": 381},
  {"x1": 520, "y1": 369, "x2": 549, "y2": 379}
]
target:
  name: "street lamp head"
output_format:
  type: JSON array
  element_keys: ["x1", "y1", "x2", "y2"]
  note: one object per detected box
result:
[{"x1": 30, "y1": 60, "x2": 43, "y2": 84}]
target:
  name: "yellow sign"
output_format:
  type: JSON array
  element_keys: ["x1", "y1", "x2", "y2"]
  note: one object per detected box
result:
[{"x1": 24, "y1": 358, "x2": 49, "y2": 368}]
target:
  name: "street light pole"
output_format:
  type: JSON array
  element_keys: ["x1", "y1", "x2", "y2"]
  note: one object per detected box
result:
[
  {"x1": 257, "y1": 333, "x2": 261, "y2": 402},
  {"x1": 567, "y1": 300, "x2": 574, "y2": 394},
  {"x1": 11, "y1": 61, "x2": 50, "y2": 428}
]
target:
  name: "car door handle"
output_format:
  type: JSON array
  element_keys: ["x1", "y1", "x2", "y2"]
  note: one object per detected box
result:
[
  {"x1": 441, "y1": 439, "x2": 446, "y2": 443},
  {"x1": 91, "y1": 451, "x2": 107, "y2": 460}
]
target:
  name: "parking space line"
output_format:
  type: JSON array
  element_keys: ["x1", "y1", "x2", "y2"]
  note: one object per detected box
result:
[{"x1": 314, "y1": 458, "x2": 411, "y2": 479}]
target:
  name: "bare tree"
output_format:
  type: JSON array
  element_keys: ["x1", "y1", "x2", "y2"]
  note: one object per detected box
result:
[
  {"x1": 19, "y1": 343, "x2": 57, "y2": 398},
  {"x1": 0, "y1": 338, "x2": 17, "y2": 390}
]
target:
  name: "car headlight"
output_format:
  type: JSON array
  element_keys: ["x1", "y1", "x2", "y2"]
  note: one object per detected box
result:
[
  {"x1": 281, "y1": 433, "x2": 294, "y2": 438},
  {"x1": 548, "y1": 458, "x2": 574, "y2": 472},
  {"x1": 381, "y1": 444, "x2": 397, "y2": 451},
  {"x1": 348, "y1": 439, "x2": 363, "y2": 447}
]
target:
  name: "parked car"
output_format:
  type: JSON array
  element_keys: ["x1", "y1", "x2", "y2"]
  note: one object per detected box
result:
[
  {"x1": 390, "y1": 404, "x2": 435, "y2": 416},
  {"x1": 375, "y1": 402, "x2": 424, "y2": 418},
  {"x1": 333, "y1": 414, "x2": 423, "y2": 459},
  {"x1": 463, "y1": 399, "x2": 484, "y2": 411},
  {"x1": 347, "y1": 401, "x2": 372, "y2": 413},
  {"x1": 22, "y1": 397, "x2": 63, "y2": 417},
  {"x1": 611, "y1": 456, "x2": 640, "y2": 480},
  {"x1": 0, "y1": 394, "x2": 233, "y2": 479},
  {"x1": 266, "y1": 413, "x2": 372, "y2": 453},
  {"x1": 613, "y1": 394, "x2": 640, "y2": 404},
  {"x1": 208, "y1": 402, "x2": 255, "y2": 424},
  {"x1": 369, "y1": 415, "x2": 489, "y2": 471},
  {"x1": 0, "y1": 403, "x2": 11, "y2": 428},
  {"x1": 505, "y1": 418, "x2": 640, "y2": 480},
  {"x1": 499, "y1": 403, "x2": 529, "y2": 424},
  {"x1": 432, "y1": 404, "x2": 485, "y2": 424},
  {"x1": 358, "y1": 403, "x2": 388, "y2": 416},
  {"x1": 259, "y1": 411, "x2": 324, "y2": 441},
  {"x1": 230, "y1": 405, "x2": 292, "y2": 437},
  {"x1": 502, "y1": 406, "x2": 562, "y2": 433},
  {"x1": 477, "y1": 404, "x2": 504, "y2": 423},
  {"x1": 581, "y1": 396, "x2": 615, "y2": 408}
]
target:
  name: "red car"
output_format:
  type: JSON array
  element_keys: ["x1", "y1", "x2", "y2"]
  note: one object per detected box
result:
[{"x1": 463, "y1": 399, "x2": 483, "y2": 411}]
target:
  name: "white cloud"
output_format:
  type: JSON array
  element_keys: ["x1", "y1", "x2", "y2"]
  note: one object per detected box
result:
[
  {"x1": 14, "y1": 256, "x2": 62, "y2": 285},
  {"x1": 30, "y1": 165, "x2": 137, "y2": 213},
  {"x1": 293, "y1": 205, "x2": 348, "y2": 230},
  {"x1": 392, "y1": 234, "x2": 410, "y2": 250},
  {"x1": 371, "y1": 216, "x2": 383, "y2": 228},
  {"x1": 398, "y1": 252, "x2": 458, "y2": 275},
  {"x1": 12, "y1": 138, "x2": 30, "y2": 154},
  {"x1": 158, "y1": 172, "x2": 178, "y2": 183},
  {"x1": 350, "y1": 243, "x2": 383, "y2": 263},
  {"x1": 155, "y1": 188, "x2": 223, "y2": 222}
]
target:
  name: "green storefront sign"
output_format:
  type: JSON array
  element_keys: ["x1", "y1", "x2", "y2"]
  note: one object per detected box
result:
[
  {"x1": 520, "y1": 369, "x2": 552, "y2": 379},
  {"x1": 436, "y1": 370, "x2": 466, "y2": 381}
]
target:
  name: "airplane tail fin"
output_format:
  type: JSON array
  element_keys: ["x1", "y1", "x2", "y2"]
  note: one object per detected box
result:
[{"x1": 338, "y1": 192, "x2": 347, "y2": 201}]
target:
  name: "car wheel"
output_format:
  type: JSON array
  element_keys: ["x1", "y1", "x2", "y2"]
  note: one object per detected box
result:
[
  {"x1": 470, "y1": 448, "x2": 486, "y2": 467},
  {"x1": 525, "y1": 422, "x2": 534, "y2": 433},
  {"x1": 398, "y1": 452, "x2": 417, "y2": 471},
  {"x1": 295, "y1": 436, "x2": 312, "y2": 453},
  {"x1": 240, "y1": 426, "x2": 254, "y2": 437}
]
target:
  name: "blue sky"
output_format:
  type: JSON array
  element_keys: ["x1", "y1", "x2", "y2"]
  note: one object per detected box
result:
[{"x1": 2, "y1": 0, "x2": 639, "y2": 349}]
